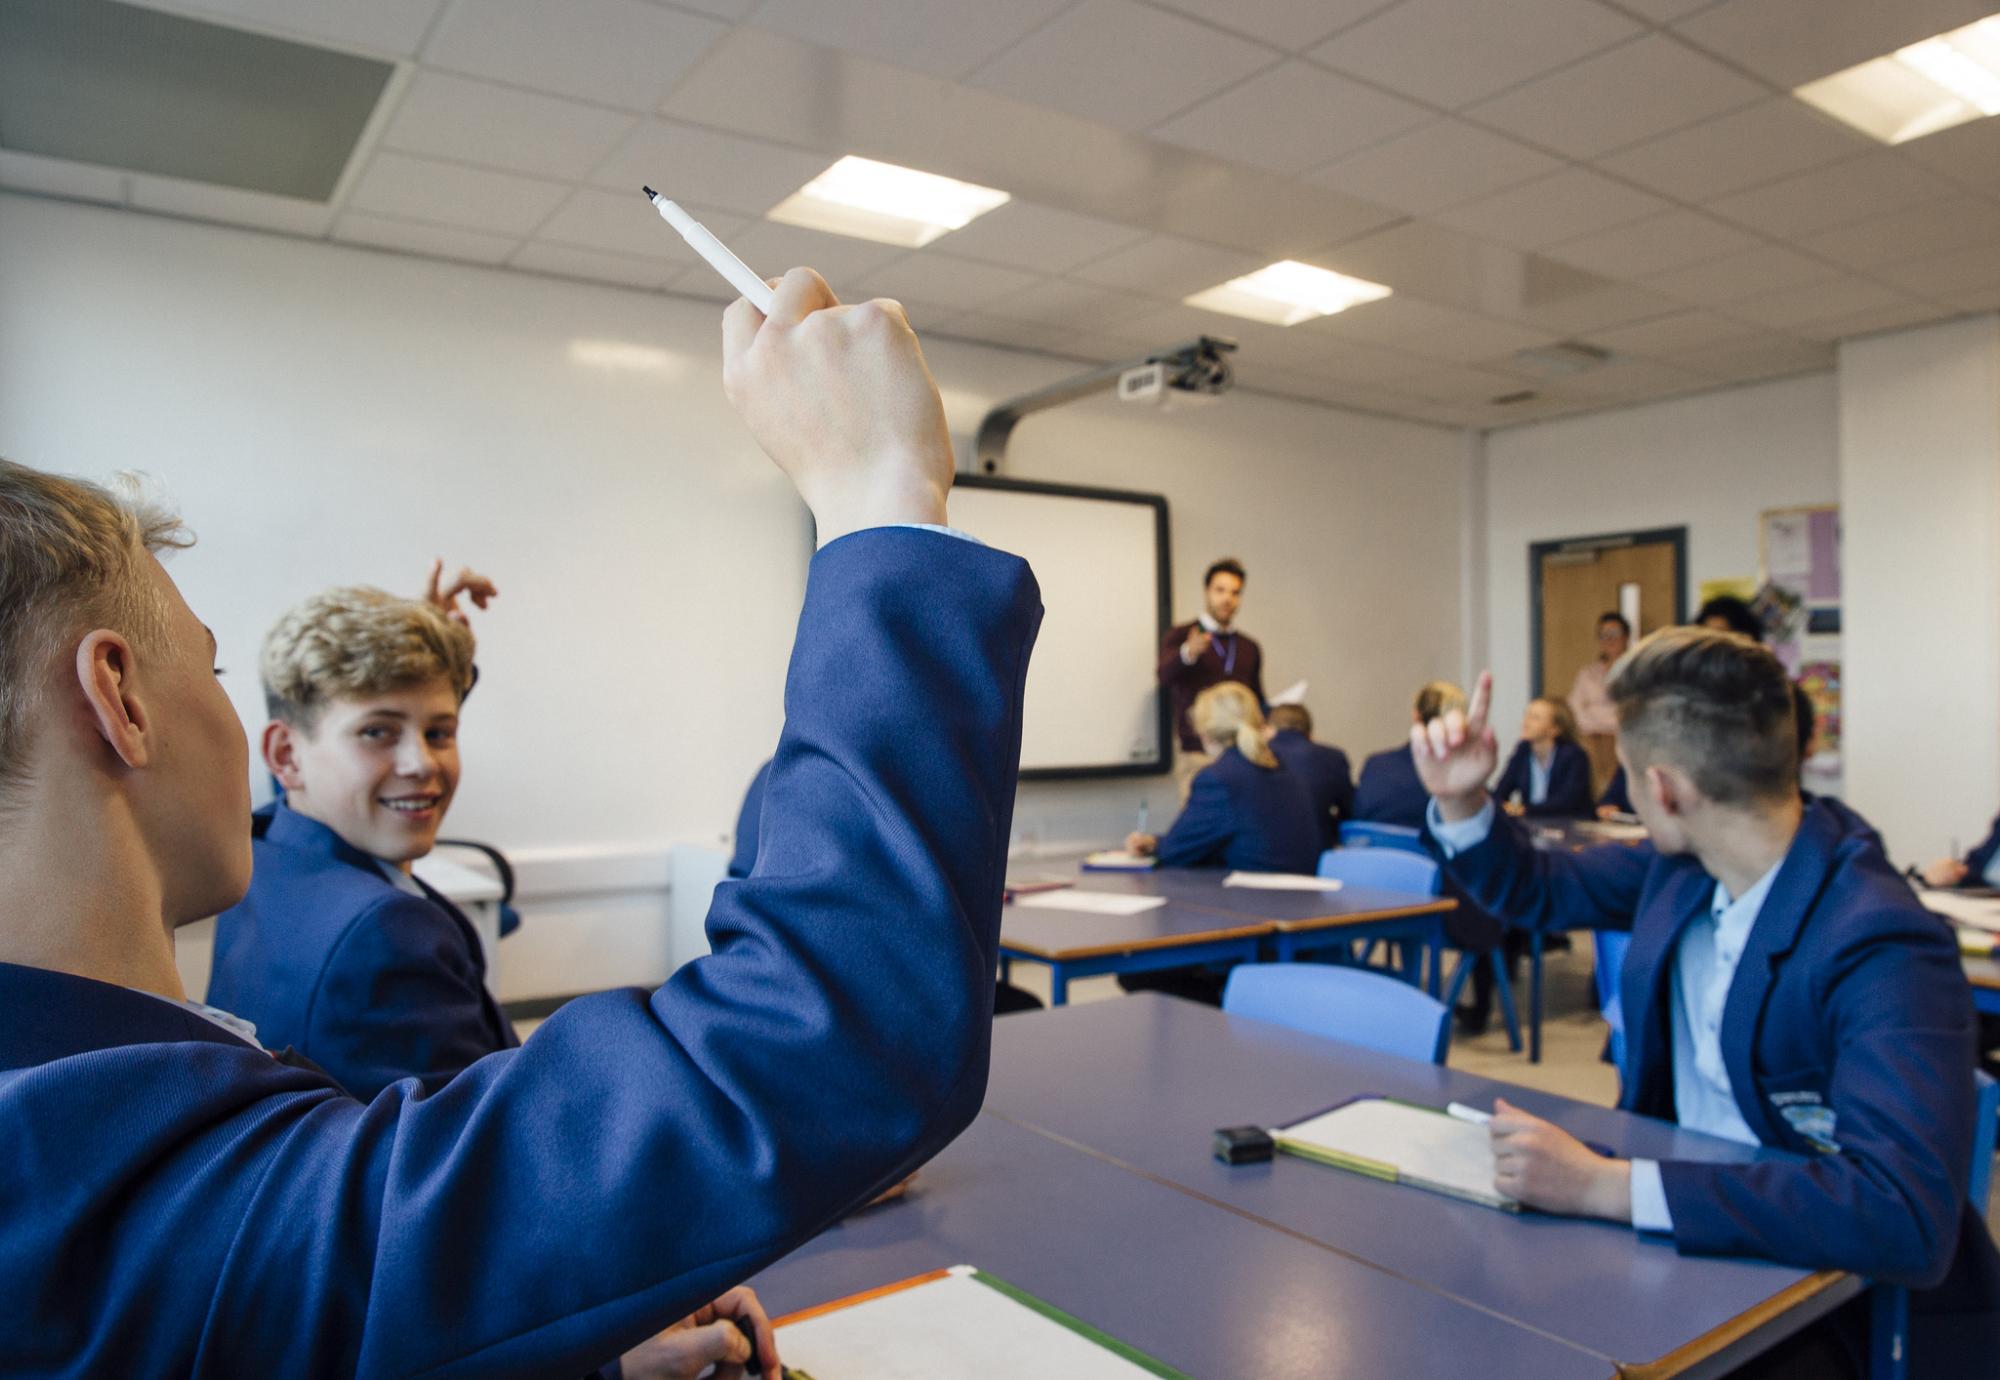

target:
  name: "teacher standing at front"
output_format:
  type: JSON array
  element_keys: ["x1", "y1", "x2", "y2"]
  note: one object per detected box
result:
[{"x1": 1158, "y1": 558, "x2": 1264, "y2": 799}]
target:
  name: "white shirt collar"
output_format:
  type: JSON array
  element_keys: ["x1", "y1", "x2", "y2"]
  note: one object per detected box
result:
[
  {"x1": 135, "y1": 988, "x2": 261, "y2": 1047},
  {"x1": 1709, "y1": 859, "x2": 1784, "y2": 957},
  {"x1": 377, "y1": 858, "x2": 425, "y2": 898},
  {"x1": 1198, "y1": 613, "x2": 1233, "y2": 635}
]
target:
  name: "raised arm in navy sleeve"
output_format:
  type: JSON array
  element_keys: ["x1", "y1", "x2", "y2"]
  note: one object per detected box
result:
[
  {"x1": 0, "y1": 527, "x2": 1040, "y2": 1378},
  {"x1": 1432, "y1": 807, "x2": 1654, "y2": 934}
]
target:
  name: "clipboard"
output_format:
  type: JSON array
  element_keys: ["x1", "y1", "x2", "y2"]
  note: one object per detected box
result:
[
  {"x1": 1270, "y1": 1095, "x2": 1520, "y2": 1212},
  {"x1": 774, "y1": 1264, "x2": 1191, "y2": 1379}
]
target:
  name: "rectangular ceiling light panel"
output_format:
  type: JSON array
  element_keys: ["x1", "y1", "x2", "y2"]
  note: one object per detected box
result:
[
  {"x1": 1184, "y1": 260, "x2": 1392, "y2": 326},
  {"x1": 1794, "y1": 14, "x2": 2000, "y2": 144},
  {"x1": 766, "y1": 155, "x2": 1010, "y2": 248}
]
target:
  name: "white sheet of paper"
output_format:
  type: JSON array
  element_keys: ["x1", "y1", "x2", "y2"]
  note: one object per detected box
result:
[
  {"x1": 777, "y1": 1266, "x2": 1169, "y2": 1380},
  {"x1": 1278, "y1": 1099, "x2": 1513, "y2": 1208},
  {"x1": 1221, "y1": 872, "x2": 1344, "y2": 891},
  {"x1": 1919, "y1": 889, "x2": 2000, "y2": 934},
  {"x1": 1012, "y1": 890, "x2": 1167, "y2": 916}
]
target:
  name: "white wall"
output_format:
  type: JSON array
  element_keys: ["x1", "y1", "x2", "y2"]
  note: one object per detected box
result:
[
  {"x1": 0, "y1": 191, "x2": 1468, "y2": 993},
  {"x1": 1839, "y1": 315, "x2": 2000, "y2": 865},
  {"x1": 1480, "y1": 374, "x2": 1840, "y2": 740}
]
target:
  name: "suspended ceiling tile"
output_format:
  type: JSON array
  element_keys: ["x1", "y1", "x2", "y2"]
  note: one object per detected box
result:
[
  {"x1": 380, "y1": 71, "x2": 637, "y2": 182},
  {"x1": 1307, "y1": 296, "x2": 1556, "y2": 364},
  {"x1": 969, "y1": 0, "x2": 1277, "y2": 133},
  {"x1": 1151, "y1": 60, "x2": 1430, "y2": 175},
  {"x1": 333, "y1": 210, "x2": 519, "y2": 265},
  {"x1": 1311, "y1": 0, "x2": 1641, "y2": 110},
  {"x1": 1724, "y1": 276, "x2": 1913, "y2": 329},
  {"x1": 931, "y1": 201, "x2": 1148, "y2": 275},
  {"x1": 1539, "y1": 358, "x2": 1712, "y2": 399},
  {"x1": 1874, "y1": 242, "x2": 2000, "y2": 297},
  {"x1": 1069, "y1": 234, "x2": 1266, "y2": 298},
  {"x1": 1500, "y1": 277, "x2": 1685, "y2": 334},
  {"x1": 0, "y1": 148, "x2": 124, "y2": 203},
  {"x1": 1393, "y1": 361, "x2": 1536, "y2": 404},
  {"x1": 1542, "y1": 209, "x2": 1763, "y2": 279},
  {"x1": 941, "y1": 311, "x2": 1078, "y2": 355},
  {"x1": 1595, "y1": 98, "x2": 1874, "y2": 205},
  {"x1": 1641, "y1": 243, "x2": 1843, "y2": 305},
  {"x1": 1146, "y1": 0, "x2": 1396, "y2": 51},
  {"x1": 724, "y1": 219, "x2": 909, "y2": 288},
  {"x1": 849, "y1": 253, "x2": 1045, "y2": 312},
  {"x1": 422, "y1": 0, "x2": 728, "y2": 111},
  {"x1": 1705, "y1": 153, "x2": 1960, "y2": 239},
  {"x1": 1792, "y1": 300, "x2": 1957, "y2": 342},
  {"x1": 1308, "y1": 119, "x2": 1562, "y2": 217},
  {"x1": 588, "y1": 119, "x2": 830, "y2": 218},
  {"x1": 1611, "y1": 0, "x2": 1714, "y2": 19},
  {"x1": 128, "y1": 173, "x2": 334, "y2": 234},
  {"x1": 1430, "y1": 167, "x2": 1670, "y2": 251},
  {"x1": 1665, "y1": 332, "x2": 1834, "y2": 379},
  {"x1": 745, "y1": 0, "x2": 1075, "y2": 80},
  {"x1": 536, "y1": 186, "x2": 745, "y2": 260},
  {"x1": 508, "y1": 241, "x2": 679, "y2": 289},
  {"x1": 1898, "y1": 116, "x2": 2000, "y2": 196},
  {"x1": 345, "y1": 151, "x2": 568, "y2": 236},
  {"x1": 1586, "y1": 310, "x2": 1768, "y2": 356},
  {"x1": 1465, "y1": 34, "x2": 1766, "y2": 161},
  {"x1": 1671, "y1": 0, "x2": 2000, "y2": 89},
  {"x1": 1797, "y1": 195, "x2": 2000, "y2": 270},
  {"x1": 129, "y1": 0, "x2": 446, "y2": 57},
  {"x1": 982, "y1": 277, "x2": 1156, "y2": 331}
]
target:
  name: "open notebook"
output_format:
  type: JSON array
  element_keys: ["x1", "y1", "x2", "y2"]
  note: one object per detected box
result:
[
  {"x1": 774, "y1": 1264, "x2": 1188, "y2": 1379},
  {"x1": 1272, "y1": 1096, "x2": 1518, "y2": 1212}
]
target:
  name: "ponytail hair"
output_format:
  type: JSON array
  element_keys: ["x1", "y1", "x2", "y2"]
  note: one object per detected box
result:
[{"x1": 1192, "y1": 682, "x2": 1276, "y2": 769}]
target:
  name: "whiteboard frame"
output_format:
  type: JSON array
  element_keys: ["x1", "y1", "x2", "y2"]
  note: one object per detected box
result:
[{"x1": 952, "y1": 473, "x2": 1172, "y2": 781}]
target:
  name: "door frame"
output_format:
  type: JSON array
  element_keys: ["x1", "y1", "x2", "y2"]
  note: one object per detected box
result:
[{"x1": 1528, "y1": 525, "x2": 1688, "y2": 697}]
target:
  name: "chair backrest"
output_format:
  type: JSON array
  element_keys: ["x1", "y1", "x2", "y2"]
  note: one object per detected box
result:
[
  {"x1": 1338, "y1": 820, "x2": 1427, "y2": 854},
  {"x1": 1317, "y1": 847, "x2": 1441, "y2": 897},
  {"x1": 1593, "y1": 929, "x2": 1633, "y2": 1080},
  {"x1": 1973, "y1": 1069, "x2": 1998, "y2": 1216},
  {"x1": 1222, "y1": 963, "x2": 1451, "y2": 1064}
]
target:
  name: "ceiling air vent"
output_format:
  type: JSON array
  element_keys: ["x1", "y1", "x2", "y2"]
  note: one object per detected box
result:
[
  {"x1": 1513, "y1": 340, "x2": 1614, "y2": 377},
  {"x1": 1490, "y1": 389, "x2": 1540, "y2": 406},
  {"x1": 0, "y1": 0, "x2": 393, "y2": 201}
]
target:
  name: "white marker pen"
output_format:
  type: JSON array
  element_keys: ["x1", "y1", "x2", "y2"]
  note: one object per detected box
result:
[{"x1": 642, "y1": 187, "x2": 775, "y2": 314}]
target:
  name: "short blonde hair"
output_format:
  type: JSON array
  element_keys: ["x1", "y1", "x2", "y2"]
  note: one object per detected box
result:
[
  {"x1": 262, "y1": 587, "x2": 474, "y2": 732},
  {"x1": 1192, "y1": 682, "x2": 1276, "y2": 769},
  {"x1": 1414, "y1": 680, "x2": 1466, "y2": 724},
  {"x1": 0, "y1": 459, "x2": 191, "y2": 792}
]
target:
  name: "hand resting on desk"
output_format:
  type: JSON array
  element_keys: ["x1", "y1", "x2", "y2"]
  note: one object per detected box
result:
[
  {"x1": 620, "y1": 1285, "x2": 777, "y2": 1380},
  {"x1": 1489, "y1": 1097, "x2": 1632, "y2": 1223}
]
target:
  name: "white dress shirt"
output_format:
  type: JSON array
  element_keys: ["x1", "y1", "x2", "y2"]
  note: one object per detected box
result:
[
  {"x1": 1983, "y1": 846, "x2": 2000, "y2": 890},
  {"x1": 136, "y1": 987, "x2": 261, "y2": 1047},
  {"x1": 1429, "y1": 797, "x2": 1778, "y2": 1233},
  {"x1": 1526, "y1": 748, "x2": 1552, "y2": 806}
]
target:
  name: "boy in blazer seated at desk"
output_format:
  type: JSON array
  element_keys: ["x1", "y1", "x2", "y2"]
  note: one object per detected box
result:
[
  {"x1": 0, "y1": 268, "x2": 1044, "y2": 1378},
  {"x1": 1413, "y1": 630, "x2": 2000, "y2": 1378},
  {"x1": 205, "y1": 575, "x2": 511, "y2": 1102},
  {"x1": 1265, "y1": 701, "x2": 1354, "y2": 853}
]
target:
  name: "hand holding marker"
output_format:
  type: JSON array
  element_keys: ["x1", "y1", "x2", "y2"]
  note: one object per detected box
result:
[{"x1": 643, "y1": 187, "x2": 776, "y2": 314}]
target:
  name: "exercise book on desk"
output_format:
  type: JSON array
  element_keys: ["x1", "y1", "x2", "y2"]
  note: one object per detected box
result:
[
  {"x1": 1272, "y1": 1096, "x2": 1518, "y2": 1212},
  {"x1": 1222, "y1": 872, "x2": 1344, "y2": 892},
  {"x1": 774, "y1": 1264, "x2": 1190, "y2": 1379},
  {"x1": 1082, "y1": 850, "x2": 1158, "y2": 871},
  {"x1": 1012, "y1": 890, "x2": 1166, "y2": 916},
  {"x1": 1918, "y1": 888, "x2": 2000, "y2": 934}
]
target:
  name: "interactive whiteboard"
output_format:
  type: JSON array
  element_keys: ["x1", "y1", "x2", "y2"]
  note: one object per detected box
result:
[{"x1": 947, "y1": 476, "x2": 1169, "y2": 779}]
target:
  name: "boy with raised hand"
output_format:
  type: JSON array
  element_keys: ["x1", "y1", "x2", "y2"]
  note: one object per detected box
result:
[
  {"x1": 1411, "y1": 632, "x2": 1999, "y2": 1378},
  {"x1": 206, "y1": 570, "x2": 509, "y2": 1102},
  {"x1": 0, "y1": 267, "x2": 1042, "y2": 1378}
]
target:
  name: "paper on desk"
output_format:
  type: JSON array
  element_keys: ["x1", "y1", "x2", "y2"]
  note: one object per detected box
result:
[
  {"x1": 1275, "y1": 1098, "x2": 1517, "y2": 1212},
  {"x1": 777, "y1": 1265, "x2": 1185, "y2": 1380},
  {"x1": 1013, "y1": 890, "x2": 1166, "y2": 916},
  {"x1": 1569, "y1": 820, "x2": 1649, "y2": 842},
  {"x1": 1920, "y1": 889, "x2": 2000, "y2": 933},
  {"x1": 1222, "y1": 872, "x2": 1344, "y2": 891},
  {"x1": 1959, "y1": 927, "x2": 1995, "y2": 956},
  {"x1": 1269, "y1": 679, "x2": 1308, "y2": 707}
]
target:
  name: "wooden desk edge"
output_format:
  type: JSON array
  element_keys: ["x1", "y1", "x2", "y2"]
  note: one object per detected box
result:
[
  {"x1": 998, "y1": 921, "x2": 1271, "y2": 961},
  {"x1": 1615, "y1": 1270, "x2": 1856, "y2": 1380},
  {"x1": 1260, "y1": 898, "x2": 1458, "y2": 931}
]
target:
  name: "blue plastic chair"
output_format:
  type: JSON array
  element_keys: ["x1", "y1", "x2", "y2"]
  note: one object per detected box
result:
[
  {"x1": 1314, "y1": 848, "x2": 1441, "y2": 990},
  {"x1": 1868, "y1": 1067, "x2": 1997, "y2": 1379},
  {"x1": 1338, "y1": 820, "x2": 1426, "y2": 854},
  {"x1": 1223, "y1": 962, "x2": 1450, "y2": 1064},
  {"x1": 1593, "y1": 929, "x2": 1633, "y2": 1079}
]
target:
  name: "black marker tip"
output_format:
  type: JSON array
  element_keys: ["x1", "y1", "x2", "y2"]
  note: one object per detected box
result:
[{"x1": 641, "y1": 185, "x2": 658, "y2": 200}]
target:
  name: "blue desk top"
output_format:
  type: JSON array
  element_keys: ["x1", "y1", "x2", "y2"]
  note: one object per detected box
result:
[
  {"x1": 750, "y1": 1112, "x2": 1609, "y2": 1379},
  {"x1": 1073, "y1": 863, "x2": 1454, "y2": 929},
  {"x1": 982, "y1": 996, "x2": 1856, "y2": 1372}
]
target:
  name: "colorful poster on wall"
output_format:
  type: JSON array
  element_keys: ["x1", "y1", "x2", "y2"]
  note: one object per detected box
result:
[{"x1": 1760, "y1": 505, "x2": 1841, "y2": 795}]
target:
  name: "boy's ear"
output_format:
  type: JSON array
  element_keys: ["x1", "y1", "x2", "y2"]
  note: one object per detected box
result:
[
  {"x1": 263, "y1": 719, "x2": 306, "y2": 793},
  {"x1": 76, "y1": 630, "x2": 149, "y2": 770},
  {"x1": 1644, "y1": 762, "x2": 1686, "y2": 818}
]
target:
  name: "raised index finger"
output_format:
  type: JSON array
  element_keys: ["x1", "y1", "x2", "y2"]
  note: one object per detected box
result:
[{"x1": 1467, "y1": 670, "x2": 1494, "y2": 740}]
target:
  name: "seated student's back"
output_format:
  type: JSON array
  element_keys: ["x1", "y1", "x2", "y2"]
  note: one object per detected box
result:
[
  {"x1": 1266, "y1": 702, "x2": 1354, "y2": 852},
  {"x1": 208, "y1": 585, "x2": 512, "y2": 1101},
  {"x1": 1143, "y1": 684, "x2": 1317, "y2": 873},
  {"x1": 1354, "y1": 680, "x2": 1467, "y2": 828}
]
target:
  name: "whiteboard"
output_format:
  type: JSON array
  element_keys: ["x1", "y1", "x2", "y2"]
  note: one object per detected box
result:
[{"x1": 946, "y1": 477, "x2": 1169, "y2": 778}]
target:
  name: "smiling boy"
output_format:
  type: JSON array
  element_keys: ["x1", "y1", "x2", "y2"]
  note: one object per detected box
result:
[{"x1": 205, "y1": 577, "x2": 514, "y2": 1101}]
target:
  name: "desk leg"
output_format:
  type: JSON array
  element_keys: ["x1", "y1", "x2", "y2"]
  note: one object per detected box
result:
[
  {"x1": 1427, "y1": 925, "x2": 1443, "y2": 999},
  {"x1": 1529, "y1": 932, "x2": 1545, "y2": 1064},
  {"x1": 999, "y1": 955, "x2": 1012, "y2": 983},
  {"x1": 1870, "y1": 1284, "x2": 1909, "y2": 1380},
  {"x1": 1273, "y1": 932, "x2": 1297, "y2": 963},
  {"x1": 1049, "y1": 966, "x2": 1070, "y2": 1008}
]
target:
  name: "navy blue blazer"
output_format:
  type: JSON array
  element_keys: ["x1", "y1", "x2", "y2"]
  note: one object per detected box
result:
[
  {"x1": 1963, "y1": 812, "x2": 2000, "y2": 883},
  {"x1": 1353, "y1": 743, "x2": 1429, "y2": 829},
  {"x1": 1433, "y1": 797, "x2": 2000, "y2": 1376},
  {"x1": 0, "y1": 529, "x2": 1041, "y2": 1378},
  {"x1": 1268, "y1": 729, "x2": 1354, "y2": 853},
  {"x1": 208, "y1": 802, "x2": 518, "y2": 1101},
  {"x1": 727, "y1": 759, "x2": 772, "y2": 880},
  {"x1": 1155, "y1": 746, "x2": 1320, "y2": 874},
  {"x1": 1599, "y1": 764, "x2": 1633, "y2": 814},
  {"x1": 1491, "y1": 738, "x2": 1594, "y2": 818}
]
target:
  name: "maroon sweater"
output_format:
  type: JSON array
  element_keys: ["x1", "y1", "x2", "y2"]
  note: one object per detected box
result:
[{"x1": 1157, "y1": 620, "x2": 1265, "y2": 752}]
